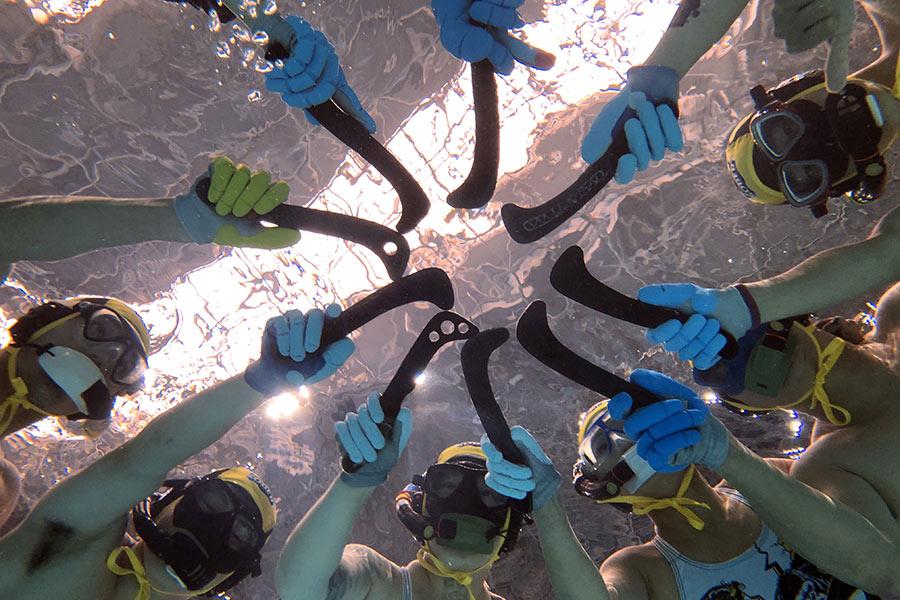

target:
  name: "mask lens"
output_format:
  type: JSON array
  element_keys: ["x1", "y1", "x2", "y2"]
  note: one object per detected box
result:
[
  {"x1": 84, "y1": 309, "x2": 125, "y2": 341},
  {"x1": 779, "y1": 160, "x2": 828, "y2": 206},
  {"x1": 112, "y1": 346, "x2": 146, "y2": 385},
  {"x1": 476, "y1": 478, "x2": 510, "y2": 510},
  {"x1": 751, "y1": 111, "x2": 805, "y2": 159},
  {"x1": 425, "y1": 465, "x2": 465, "y2": 500}
]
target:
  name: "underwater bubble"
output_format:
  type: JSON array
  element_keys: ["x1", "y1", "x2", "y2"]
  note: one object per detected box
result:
[
  {"x1": 242, "y1": 48, "x2": 257, "y2": 64},
  {"x1": 274, "y1": 59, "x2": 285, "y2": 69},
  {"x1": 248, "y1": 89, "x2": 263, "y2": 103},
  {"x1": 264, "y1": 0, "x2": 278, "y2": 16},
  {"x1": 233, "y1": 22, "x2": 252, "y2": 42},
  {"x1": 207, "y1": 9, "x2": 221, "y2": 32},
  {"x1": 255, "y1": 59, "x2": 274, "y2": 73},
  {"x1": 246, "y1": 4, "x2": 258, "y2": 18},
  {"x1": 252, "y1": 31, "x2": 270, "y2": 46},
  {"x1": 215, "y1": 41, "x2": 231, "y2": 59}
]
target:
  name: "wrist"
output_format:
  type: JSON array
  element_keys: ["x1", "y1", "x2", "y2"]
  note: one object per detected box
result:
[
  {"x1": 334, "y1": 474, "x2": 381, "y2": 498},
  {"x1": 626, "y1": 65, "x2": 680, "y2": 103}
]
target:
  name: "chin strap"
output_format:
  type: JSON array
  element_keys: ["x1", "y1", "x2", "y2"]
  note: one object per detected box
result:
[
  {"x1": 1, "y1": 349, "x2": 54, "y2": 434},
  {"x1": 722, "y1": 323, "x2": 850, "y2": 426},
  {"x1": 597, "y1": 466, "x2": 712, "y2": 531},
  {"x1": 107, "y1": 546, "x2": 152, "y2": 600},
  {"x1": 416, "y1": 544, "x2": 500, "y2": 600}
]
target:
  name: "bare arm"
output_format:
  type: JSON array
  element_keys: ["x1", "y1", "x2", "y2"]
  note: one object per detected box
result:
[
  {"x1": 643, "y1": 0, "x2": 751, "y2": 78},
  {"x1": 26, "y1": 374, "x2": 266, "y2": 535},
  {"x1": 717, "y1": 437, "x2": 900, "y2": 596},
  {"x1": 276, "y1": 476, "x2": 397, "y2": 600},
  {"x1": 0, "y1": 195, "x2": 192, "y2": 278},
  {"x1": 532, "y1": 494, "x2": 618, "y2": 600},
  {"x1": 745, "y1": 206, "x2": 900, "y2": 322}
]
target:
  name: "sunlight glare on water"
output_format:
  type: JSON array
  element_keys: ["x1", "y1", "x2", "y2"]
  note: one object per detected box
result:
[{"x1": 4, "y1": 0, "x2": 678, "y2": 437}]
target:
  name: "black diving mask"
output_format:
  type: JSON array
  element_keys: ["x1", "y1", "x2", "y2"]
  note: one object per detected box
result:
[
  {"x1": 132, "y1": 476, "x2": 267, "y2": 591},
  {"x1": 747, "y1": 81, "x2": 885, "y2": 212}
]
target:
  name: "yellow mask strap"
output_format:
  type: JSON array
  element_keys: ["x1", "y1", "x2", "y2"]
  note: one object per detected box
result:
[
  {"x1": 1, "y1": 347, "x2": 55, "y2": 435},
  {"x1": 721, "y1": 325, "x2": 850, "y2": 426},
  {"x1": 597, "y1": 466, "x2": 711, "y2": 531},
  {"x1": 106, "y1": 546, "x2": 152, "y2": 600}
]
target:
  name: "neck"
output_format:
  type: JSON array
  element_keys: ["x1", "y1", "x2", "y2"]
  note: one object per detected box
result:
[
  {"x1": 644, "y1": 472, "x2": 731, "y2": 547},
  {"x1": 416, "y1": 555, "x2": 492, "y2": 600}
]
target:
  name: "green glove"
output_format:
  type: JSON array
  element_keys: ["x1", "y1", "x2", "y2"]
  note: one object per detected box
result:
[{"x1": 174, "y1": 156, "x2": 300, "y2": 250}]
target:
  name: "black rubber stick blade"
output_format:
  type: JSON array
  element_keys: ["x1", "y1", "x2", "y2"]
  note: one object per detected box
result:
[
  {"x1": 515, "y1": 301, "x2": 660, "y2": 411},
  {"x1": 219, "y1": 1, "x2": 431, "y2": 234},
  {"x1": 342, "y1": 310, "x2": 478, "y2": 472},
  {"x1": 287, "y1": 268, "x2": 454, "y2": 380},
  {"x1": 500, "y1": 135, "x2": 624, "y2": 243},
  {"x1": 550, "y1": 246, "x2": 738, "y2": 358},
  {"x1": 447, "y1": 60, "x2": 500, "y2": 209},
  {"x1": 461, "y1": 328, "x2": 521, "y2": 463},
  {"x1": 196, "y1": 177, "x2": 410, "y2": 280}
]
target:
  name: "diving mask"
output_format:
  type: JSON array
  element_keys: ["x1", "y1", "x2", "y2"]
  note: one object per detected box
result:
[
  {"x1": 572, "y1": 401, "x2": 656, "y2": 503},
  {"x1": 746, "y1": 78, "x2": 885, "y2": 212},
  {"x1": 418, "y1": 461, "x2": 511, "y2": 554},
  {"x1": 132, "y1": 469, "x2": 274, "y2": 592}
]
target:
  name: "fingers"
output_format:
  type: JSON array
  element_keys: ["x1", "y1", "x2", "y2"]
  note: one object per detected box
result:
[
  {"x1": 647, "y1": 319, "x2": 683, "y2": 345},
  {"x1": 287, "y1": 309, "x2": 306, "y2": 361},
  {"x1": 693, "y1": 335, "x2": 726, "y2": 371},
  {"x1": 366, "y1": 391, "x2": 385, "y2": 423},
  {"x1": 208, "y1": 156, "x2": 236, "y2": 203},
  {"x1": 614, "y1": 153, "x2": 638, "y2": 185},
  {"x1": 676, "y1": 318, "x2": 721, "y2": 361},
  {"x1": 643, "y1": 409, "x2": 706, "y2": 442},
  {"x1": 608, "y1": 391, "x2": 633, "y2": 420},
  {"x1": 357, "y1": 404, "x2": 386, "y2": 450},
  {"x1": 496, "y1": 32, "x2": 556, "y2": 70},
  {"x1": 470, "y1": 1, "x2": 523, "y2": 29},
  {"x1": 346, "y1": 412, "x2": 377, "y2": 462},
  {"x1": 637, "y1": 283, "x2": 699, "y2": 311},
  {"x1": 825, "y1": 21, "x2": 852, "y2": 92},
  {"x1": 632, "y1": 92, "x2": 665, "y2": 161},
  {"x1": 232, "y1": 171, "x2": 270, "y2": 218},
  {"x1": 394, "y1": 408, "x2": 413, "y2": 453},
  {"x1": 254, "y1": 181, "x2": 290, "y2": 215},
  {"x1": 304, "y1": 308, "x2": 325, "y2": 354},
  {"x1": 623, "y1": 118, "x2": 651, "y2": 170},
  {"x1": 622, "y1": 398, "x2": 684, "y2": 440},
  {"x1": 657, "y1": 104, "x2": 683, "y2": 151},
  {"x1": 482, "y1": 434, "x2": 533, "y2": 479},
  {"x1": 511, "y1": 425, "x2": 552, "y2": 464},
  {"x1": 582, "y1": 92, "x2": 631, "y2": 163},
  {"x1": 658, "y1": 313, "x2": 707, "y2": 353},
  {"x1": 630, "y1": 369, "x2": 700, "y2": 404},
  {"x1": 335, "y1": 420, "x2": 364, "y2": 463},
  {"x1": 216, "y1": 164, "x2": 252, "y2": 216}
]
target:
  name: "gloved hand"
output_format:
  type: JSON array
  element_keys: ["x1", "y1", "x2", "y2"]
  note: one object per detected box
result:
[
  {"x1": 174, "y1": 156, "x2": 300, "y2": 250},
  {"x1": 431, "y1": 0, "x2": 556, "y2": 75},
  {"x1": 582, "y1": 65, "x2": 683, "y2": 183},
  {"x1": 265, "y1": 16, "x2": 377, "y2": 133},
  {"x1": 638, "y1": 284, "x2": 758, "y2": 370},
  {"x1": 772, "y1": 0, "x2": 855, "y2": 92},
  {"x1": 336, "y1": 392, "x2": 413, "y2": 488},
  {"x1": 481, "y1": 426, "x2": 561, "y2": 511},
  {"x1": 609, "y1": 369, "x2": 730, "y2": 471},
  {"x1": 244, "y1": 304, "x2": 355, "y2": 395}
]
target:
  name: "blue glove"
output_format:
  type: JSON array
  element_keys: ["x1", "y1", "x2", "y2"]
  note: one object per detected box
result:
[
  {"x1": 581, "y1": 65, "x2": 682, "y2": 184},
  {"x1": 482, "y1": 426, "x2": 561, "y2": 511},
  {"x1": 244, "y1": 304, "x2": 355, "y2": 395},
  {"x1": 609, "y1": 369, "x2": 730, "y2": 472},
  {"x1": 336, "y1": 392, "x2": 413, "y2": 488},
  {"x1": 638, "y1": 284, "x2": 757, "y2": 370},
  {"x1": 431, "y1": 0, "x2": 556, "y2": 75},
  {"x1": 264, "y1": 16, "x2": 376, "y2": 133}
]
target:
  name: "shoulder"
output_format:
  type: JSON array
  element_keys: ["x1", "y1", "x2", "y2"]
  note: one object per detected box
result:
[
  {"x1": 601, "y1": 543, "x2": 675, "y2": 600},
  {"x1": 329, "y1": 545, "x2": 403, "y2": 600}
]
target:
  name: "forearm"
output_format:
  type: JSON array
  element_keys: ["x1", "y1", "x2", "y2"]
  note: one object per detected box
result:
[
  {"x1": 643, "y1": 0, "x2": 750, "y2": 78},
  {"x1": 276, "y1": 476, "x2": 374, "y2": 600},
  {"x1": 745, "y1": 234, "x2": 899, "y2": 323},
  {"x1": 533, "y1": 495, "x2": 611, "y2": 600},
  {"x1": 0, "y1": 195, "x2": 192, "y2": 264},
  {"x1": 718, "y1": 439, "x2": 900, "y2": 595},
  {"x1": 132, "y1": 375, "x2": 267, "y2": 475}
]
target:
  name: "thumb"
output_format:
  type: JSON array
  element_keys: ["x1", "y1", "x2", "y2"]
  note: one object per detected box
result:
[
  {"x1": 494, "y1": 31, "x2": 556, "y2": 70},
  {"x1": 825, "y1": 2, "x2": 855, "y2": 93}
]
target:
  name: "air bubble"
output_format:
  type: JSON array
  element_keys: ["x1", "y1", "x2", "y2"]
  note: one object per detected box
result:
[
  {"x1": 264, "y1": 0, "x2": 278, "y2": 15},
  {"x1": 207, "y1": 9, "x2": 221, "y2": 32},
  {"x1": 252, "y1": 31, "x2": 270, "y2": 46},
  {"x1": 255, "y1": 59, "x2": 274, "y2": 73},
  {"x1": 216, "y1": 41, "x2": 231, "y2": 59},
  {"x1": 233, "y1": 22, "x2": 251, "y2": 42},
  {"x1": 248, "y1": 89, "x2": 263, "y2": 103},
  {"x1": 242, "y1": 48, "x2": 257, "y2": 64}
]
